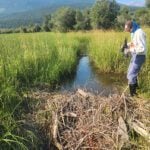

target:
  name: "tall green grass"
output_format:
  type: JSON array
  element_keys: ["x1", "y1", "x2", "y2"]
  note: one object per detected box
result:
[
  {"x1": 88, "y1": 30, "x2": 130, "y2": 73},
  {"x1": 0, "y1": 33, "x2": 85, "y2": 86},
  {"x1": 139, "y1": 28, "x2": 150, "y2": 96},
  {"x1": 88, "y1": 29, "x2": 150, "y2": 96},
  {"x1": 0, "y1": 32, "x2": 89, "y2": 149},
  {"x1": 0, "y1": 29, "x2": 149, "y2": 149}
]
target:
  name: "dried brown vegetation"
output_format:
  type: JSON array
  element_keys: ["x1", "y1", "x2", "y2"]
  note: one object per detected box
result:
[{"x1": 27, "y1": 89, "x2": 150, "y2": 150}]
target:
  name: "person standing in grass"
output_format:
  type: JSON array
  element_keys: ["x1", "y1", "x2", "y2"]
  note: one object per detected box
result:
[{"x1": 124, "y1": 20, "x2": 147, "y2": 96}]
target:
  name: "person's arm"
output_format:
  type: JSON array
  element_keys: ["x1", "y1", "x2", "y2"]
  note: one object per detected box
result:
[
  {"x1": 123, "y1": 42, "x2": 133, "y2": 55},
  {"x1": 135, "y1": 31, "x2": 146, "y2": 54},
  {"x1": 129, "y1": 31, "x2": 146, "y2": 54}
]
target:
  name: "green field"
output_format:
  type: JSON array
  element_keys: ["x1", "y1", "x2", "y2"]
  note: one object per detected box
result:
[{"x1": 0, "y1": 30, "x2": 149, "y2": 149}]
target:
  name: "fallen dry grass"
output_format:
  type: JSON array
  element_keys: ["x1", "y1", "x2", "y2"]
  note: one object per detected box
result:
[{"x1": 26, "y1": 89, "x2": 150, "y2": 150}]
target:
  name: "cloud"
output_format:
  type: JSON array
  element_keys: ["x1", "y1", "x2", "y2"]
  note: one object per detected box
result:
[
  {"x1": 0, "y1": 8, "x2": 5, "y2": 13},
  {"x1": 117, "y1": 0, "x2": 145, "y2": 7},
  {"x1": 128, "y1": 0, "x2": 145, "y2": 7}
]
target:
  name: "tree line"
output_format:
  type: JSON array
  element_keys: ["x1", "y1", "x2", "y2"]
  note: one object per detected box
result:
[{"x1": 1, "y1": 0, "x2": 150, "y2": 34}]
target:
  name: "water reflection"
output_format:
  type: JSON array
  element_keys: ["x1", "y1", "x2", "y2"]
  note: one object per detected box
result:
[{"x1": 61, "y1": 56, "x2": 126, "y2": 96}]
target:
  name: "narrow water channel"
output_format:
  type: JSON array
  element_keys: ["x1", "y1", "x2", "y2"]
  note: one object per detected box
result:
[{"x1": 60, "y1": 56, "x2": 126, "y2": 96}]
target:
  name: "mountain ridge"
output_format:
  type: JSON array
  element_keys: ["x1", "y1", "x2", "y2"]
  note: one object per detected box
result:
[
  {"x1": 0, "y1": 0, "x2": 95, "y2": 15},
  {"x1": 0, "y1": 0, "x2": 142, "y2": 29},
  {"x1": 0, "y1": 0, "x2": 95, "y2": 28}
]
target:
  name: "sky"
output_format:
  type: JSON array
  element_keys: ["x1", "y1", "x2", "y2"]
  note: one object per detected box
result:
[
  {"x1": 0, "y1": 0, "x2": 146, "y2": 14},
  {"x1": 117, "y1": 0, "x2": 145, "y2": 7},
  {"x1": 0, "y1": 8, "x2": 5, "y2": 13}
]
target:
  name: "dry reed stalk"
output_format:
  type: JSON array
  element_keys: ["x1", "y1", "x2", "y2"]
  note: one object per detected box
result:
[{"x1": 27, "y1": 89, "x2": 150, "y2": 149}]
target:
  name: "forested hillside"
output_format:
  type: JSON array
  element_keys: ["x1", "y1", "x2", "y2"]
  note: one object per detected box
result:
[{"x1": 0, "y1": 0, "x2": 94, "y2": 28}]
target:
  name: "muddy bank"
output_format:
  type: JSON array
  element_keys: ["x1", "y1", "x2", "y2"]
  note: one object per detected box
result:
[{"x1": 26, "y1": 89, "x2": 150, "y2": 150}]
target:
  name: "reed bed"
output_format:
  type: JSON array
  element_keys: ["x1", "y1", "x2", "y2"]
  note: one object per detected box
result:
[
  {"x1": 88, "y1": 29, "x2": 150, "y2": 95},
  {"x1": 0, "y1": 29, "x2": 149, "y2": 149},
  {"x1": 0, "y1": 33, "x2": 86, "y2": 86},
  {"x1": 88, "y1": 30, "x2": 129, "y2": 73},
  {"x1": 0, "y1": 32, "x2": 88, "y2": 149}
]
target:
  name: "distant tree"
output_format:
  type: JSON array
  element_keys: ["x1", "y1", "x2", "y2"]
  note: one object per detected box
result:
[
  {"x1": 44, "y1": 14, "x2": 51, "y2": 25},
  {"x1": 32, "y1": 24, "x2": 41, "y2": 32},
  {"x1": 74, "y1": 10, "x2": 87, "y2": 30},
  {"x1": 51, "y1": 7, "x2": 76, "y2": 32},
  {"x1": 43, "y1": 14, "x2": 52, "y2": 31},
  {"x1": 42, "y1": 24, "x2": 50, "y2": 32},
  {"x1": 20, "y1": 27, "x2": 27, "y2": 33},
  {"x1": 146, "y1": 0, "x2": 150, "y2": 8},
  {"x1": 73, "y1": 9, "x2": 92, "y2": 31},
  {"x1": 74, "y1": 10, "x2": 84, "y2": 30},
  {"x1": 135, "y1": 8, "x2": 150, "y2": 26},
  {"x1": 116, "y1": 6, "x2": 132, "y2": 29},
  {"x1": 82, "y1": 9, "x2": 92, "y2": 30},
  {"x1": 90, "y1": 0, "x2": 119, "y2": 29},
  {"x1": 14, "y1": 28, "x2": 20, "y2": 33}
]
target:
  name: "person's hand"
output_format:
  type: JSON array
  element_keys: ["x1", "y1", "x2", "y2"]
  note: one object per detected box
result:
[
  {"x1": 123, "y1": 48, "x2": 130, "y2": 57},
  {"x1": 128, "y1": 42, "x2": 134, "y2": 49}
]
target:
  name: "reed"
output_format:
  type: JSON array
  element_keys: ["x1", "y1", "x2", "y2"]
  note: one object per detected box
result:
[
  {"x1": 0, "y1": 32, "x2": 88, "y2": 149},
  {"x1": 0, "y1": 29, "x2": 149, "y2": 148},
  {"x1": 88, "y1": 29, "x2": 150, "y2": 96},
  {"x1": 88, "y1": 30, "x2": 130, "y2": 73}
]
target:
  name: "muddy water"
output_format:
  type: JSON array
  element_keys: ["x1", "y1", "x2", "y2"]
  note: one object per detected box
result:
[{"x1": 60, "y1": 56, "x2": 126, "y2": 96}]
